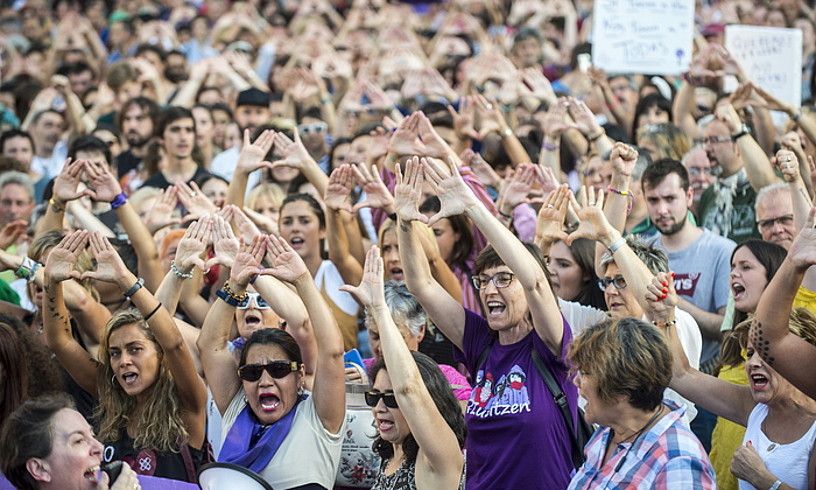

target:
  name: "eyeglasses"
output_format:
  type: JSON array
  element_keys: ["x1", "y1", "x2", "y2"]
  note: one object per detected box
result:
[
  {"x1": 365, "y1": 390, "x2": 399, "y2": 409},
  {"x1": 686, "y1": 166, "x2": 712, "y2": 177},
  {"x1": 472, "y1": 272, "x2": 515, "y2": 290},
  {"x1": 757, "y1": 214, "x2": 794, "y2": 230},
  {"x1": 237, "y1": 361, "x2": 299, "y2": 382},
  {"x1": 237, "y1": 292, "x2": 271, "y2": 310},
  {"x1": 297, "y1": 122, "x2": 328, "y2": 134},
  {"x1": 597, "y1": 275, "x2": 627, "y2": 291},
  {"x1": 693, "y1": 135, "x2": 732, "y2": 146}
]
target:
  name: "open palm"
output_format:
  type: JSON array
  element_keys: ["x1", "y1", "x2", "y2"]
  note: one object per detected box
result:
[
  {"x1": 340, "y1": 245, "x2": 385, "y2": 308},
  {"x1": 265, "y1": 234, "x2": 309, "y2": 283},
  {"x1": 393, "y1": 158, "x2": 429, "y2": 223}
]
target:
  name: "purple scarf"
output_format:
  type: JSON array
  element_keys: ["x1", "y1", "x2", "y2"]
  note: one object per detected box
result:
[{"x1": 218, "y1": 394, "x2": 307, "y2": 474}]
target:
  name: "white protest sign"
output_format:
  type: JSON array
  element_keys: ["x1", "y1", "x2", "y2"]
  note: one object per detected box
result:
[
  {"x1": 591, "y1": 0, "x2": 694, "y2": 74},
  {"x1": 725, "y1": 25, "x2": 802, "y2": 109}
]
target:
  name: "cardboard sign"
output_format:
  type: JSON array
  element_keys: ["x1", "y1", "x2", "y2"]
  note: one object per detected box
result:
[
  {"x1": 591, "y1": 0, "x2": 695, "y2": 74},
  {"x1": 725, "y1": 25, "x2": 803, "y2": 109}
]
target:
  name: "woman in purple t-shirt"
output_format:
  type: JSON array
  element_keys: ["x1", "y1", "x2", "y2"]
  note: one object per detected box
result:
[{"x1": 395, "y1": 157, "x2": 579, "y2": 489}]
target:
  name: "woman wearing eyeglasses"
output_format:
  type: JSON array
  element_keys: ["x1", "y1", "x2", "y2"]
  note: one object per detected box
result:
[
  {"x1": 198, "y1": 235, "x2": 346, "y2": 489},
  {"x1": 342, "y1": 246, "x2": 465, "y2": 490},
  {"x1": 395, "y1": 156, "x2": 579, "y2": 489}
]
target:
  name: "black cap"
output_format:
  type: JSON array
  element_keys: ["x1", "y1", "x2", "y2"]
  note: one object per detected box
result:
[{"x1": 236, "y1": 88, "x2": 271, "y2": 108}]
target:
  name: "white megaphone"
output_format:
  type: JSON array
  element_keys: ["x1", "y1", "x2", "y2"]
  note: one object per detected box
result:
[{"x1": 197, "y1": 462, "x2": 274, "y2": 490}]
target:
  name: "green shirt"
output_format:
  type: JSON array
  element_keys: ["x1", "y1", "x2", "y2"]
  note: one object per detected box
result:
[{"x1": 697, "y1": 181, "x2": 760, "y2": 244}]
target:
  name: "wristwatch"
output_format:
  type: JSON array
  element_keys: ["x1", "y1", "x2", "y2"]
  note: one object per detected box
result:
[{"x1": 731, "y1": 123, "x2": 750, "y2": 142}]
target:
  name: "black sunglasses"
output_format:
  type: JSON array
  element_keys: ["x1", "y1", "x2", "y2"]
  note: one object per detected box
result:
[
  {"x1": 238, "y1": 361, "x2": 299, "y2": 382},
  {"x1": 365, "y1": 390, "x2": 399, "y2": 409}
]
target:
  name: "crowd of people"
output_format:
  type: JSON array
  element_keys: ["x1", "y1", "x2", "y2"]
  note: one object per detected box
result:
[{"x1": 0, "y1": 0, "x2": 816, "y2": 488}]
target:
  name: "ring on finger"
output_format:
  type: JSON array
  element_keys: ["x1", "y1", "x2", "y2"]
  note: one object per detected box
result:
[
  {"x1": 546, "y1": 204, "x2": 555, "y2": 209},
  {"x1": 190, "y1": 192, "x2": 197, "y2": 197}
]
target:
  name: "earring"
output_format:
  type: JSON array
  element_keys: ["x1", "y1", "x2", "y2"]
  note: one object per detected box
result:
[{"x1": 111, "y1": 374, "x2": 117, "y2": 384}]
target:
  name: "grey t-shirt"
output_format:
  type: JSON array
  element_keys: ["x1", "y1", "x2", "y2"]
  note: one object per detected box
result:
[{"x1": 647, "y1": 229, "x2": 735, "y2": 364}]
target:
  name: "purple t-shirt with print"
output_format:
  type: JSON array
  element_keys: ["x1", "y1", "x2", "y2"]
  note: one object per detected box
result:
[{"x1": 456, "y1": 308, "x2": 578, "y2": 490}]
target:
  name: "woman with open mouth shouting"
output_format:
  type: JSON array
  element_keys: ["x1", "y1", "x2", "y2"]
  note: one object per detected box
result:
[
  {"x1": 395, "y1": 156, "x2": 579, "y2": 489},
  {"x1": 42, "y1": 230, "x2": 208, "y2": 483},
  {"x1": 199, "y1": 235, "x2": 346, "y2": 489},
  {"x1": 341, "y1": 245, "x2": 466, "y2": 489},
  {"x1": 657, "y1": 272, "x2": 816, "y2": 490}
]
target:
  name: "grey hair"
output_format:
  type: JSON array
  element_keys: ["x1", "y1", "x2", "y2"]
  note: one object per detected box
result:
[
  {"x1": 365, "y1": 281, "x2": 427, "y2": 337},
  {"x1": 754, "y1": 182, "x2": 790, "y2": 215},
  {"x1": 600, "y1": 235, "x2": 669, "y2": 276},
  {"x1": 0, "y1": 171, "x2": 34, "y2": 202}
]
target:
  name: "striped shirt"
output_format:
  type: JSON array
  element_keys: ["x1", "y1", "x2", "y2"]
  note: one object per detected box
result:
[{"x1": 568, "y1": 401, "x2": 716, "y2": 489}]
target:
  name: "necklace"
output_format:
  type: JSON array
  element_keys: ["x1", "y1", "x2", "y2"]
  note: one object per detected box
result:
[
  {"x1": 612, "y1": 406, "x2": 665, "y2": 446},
  {"x1": 603, "y1": 406, "x2": 666, "y2": 474}
]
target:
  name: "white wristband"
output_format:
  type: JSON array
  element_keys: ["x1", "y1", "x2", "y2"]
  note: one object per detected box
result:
[
  {"x1": 769, "y1": 480, "x2": 783, "y2": 490},
  {"x1": 607, "y1": 237, "x2": 626, "y2": 255}
]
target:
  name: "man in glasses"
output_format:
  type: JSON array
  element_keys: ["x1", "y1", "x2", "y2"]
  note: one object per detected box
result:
[
  {"x1": 695, "y1": 103, "x2": 779, "y2": 244},
  {"x1": 297, "y1": 107, "x2": 331, "y2": 174},
  {"x1": 754, "y1": 183, "x2": 796, "y2": 250}
]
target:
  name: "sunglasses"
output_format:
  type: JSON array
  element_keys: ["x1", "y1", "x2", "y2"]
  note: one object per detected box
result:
[
  {"x1": 365, "y1": 390, "x2": 399, "y2": 409},
  {"x1": 597, "y1": 275, "x2": 627, "y2": 291},
  {"x1": 237, "y1": 361, "x2": 299, "y2": 382},
  {"x1": 297, "y1": 122, "x2": 328, "y2": 134},
  {"x1": 471, "y1": 272, "x2": 514, "y2": 290},
  {"x1": 237, "y1": 292, "x2": 271, "y2": 310}
]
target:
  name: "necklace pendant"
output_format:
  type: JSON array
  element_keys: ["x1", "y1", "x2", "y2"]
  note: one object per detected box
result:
[{"x1": 767, "y1": 443, "x2": 777, "y2": 452}]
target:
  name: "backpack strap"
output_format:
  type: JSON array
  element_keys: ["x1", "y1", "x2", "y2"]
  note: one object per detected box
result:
[{"x1": 531, "y1": 347, "x2": 586, "y2": 469}]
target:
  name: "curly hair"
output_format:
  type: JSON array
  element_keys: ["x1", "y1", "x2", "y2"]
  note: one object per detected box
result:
[{"x1": 95, "y1": 309, "x2": 189, "y2": 453}]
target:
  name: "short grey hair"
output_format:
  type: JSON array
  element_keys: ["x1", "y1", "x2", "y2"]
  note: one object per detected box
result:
[
  {"x1": 755, "y1": 182, "x2": 790, "y2": 215},
  {"x1": 365, "y1": 281, "x2": 428, "y2": 338},
  {"x1": 0, "y1": 171, "x2": 34, "y2": 202},
  {"x1": 600, "y1": 235, "x2": 669, "y2": 276}
]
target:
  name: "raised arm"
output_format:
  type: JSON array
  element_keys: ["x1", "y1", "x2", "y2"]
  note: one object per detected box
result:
[
  {"x1": 648, "y1": 272, "x2": 754, "y2": 425},
  {"x1": 34, "y1": 159, "x2": 92, "y2": 239},
  {"x1": 716, "y1": 103, "x2": 779, "y2": 191},
  {"x1": 85, "y1": 159, "x2": 164, "y2": 291},
  {"x1": 342, "y1": 246, "x2": 464, "y2": 479},
  {"x1": 424, "y1": 156, "x2": 564, "y2": 353},
  {"x1": 83, "y1": 231, "x2": 207, "y2": 445},
  {"x1": 265, "y1": 234, "x2": 345, "y2": 433},
  {"x1": 43, "y1": 231, "x2": 100, "y2": 395},
  {"x1": 752, "y1": 208, "x2": 816, "y2": 398},
  {"x1": 396, "y1": 158, "x2": 466, "y2": 350},
  {"x1": 271, "y1": 130, "x2": 329, "y2": 199},
  {"x1": 154, "y1": 218, "x2": 211, "y2": 316},
  {"x1": 325, "y1": 165, "x2": 364, "y2": 287}
]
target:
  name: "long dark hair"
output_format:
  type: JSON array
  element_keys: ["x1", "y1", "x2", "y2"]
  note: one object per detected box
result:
[
  {"x1": 632, "y1": 93, "x2": 672, "y2": 143},
  {"x1": 562, "y1": 238, "x2": 607, "y2": 311},
  {"x1": 0, "y1": 322, "x2": 27, "y2": 427},
  {"x1": 368, "y1": 352, "x2": 466, "y2": 464},
  {"x1": 239, "y1": 328, "x2": 303, "y2": 367},
  {"x1": 719, "y1": 240, "x2": 786, "y2": 368},
  {"x1": 419, "y1": 196, "x2": 475, "y2": 271}
]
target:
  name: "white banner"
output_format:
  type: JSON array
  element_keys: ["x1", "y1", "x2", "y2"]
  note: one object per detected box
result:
[
  {"x1": 591, "y1": 0, "x2": 695, "y2": 74},
  {"x1": 725, "y1": 25, "x2": 803, "y2": 109}
]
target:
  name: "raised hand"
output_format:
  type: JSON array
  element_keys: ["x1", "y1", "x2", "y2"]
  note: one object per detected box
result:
[
  {"x1": 497, "y1": 163, "x2": 537, "y2": 215},
  {"x1": 393, "y1": 157, "x2": 429, "y2": 223},
  {"x1": 644, "y1": 271, "x2": 678, "y2": 324},
  {"x1": 447, "y1": 96, "x2": 480, "y2": 141},
  {"x1": 224, "y1": 204, "x2": 262, "y2": 244},
  {"x1": 567, "y1": 97, "x2": 603, "y2": 139},
  {"x1": 566, "y1": 186, "x2": 611, "y2": 244},
  {"x1": 44, "y1": 230, "x2": 88, "y2": 283},
  {"x1": 80, "y1": 232, "x2": 131, "y2": 284},
  {"x1": 537, "y1": 99, "x2": 578, "y2": 138},
  {"x1": 229, "y1": 236, "x2": 267, "y2": 288},
  {"x1": 271, "y1": 129, "x2": 315, "y2": 170},
  {"x1": 388, "y1": 113, "x2": 449, "y2": 159},
  {"x1": 84, "y1": 159, "x2": 122, "y2": 203},
  {"x1": 52, "y1": 159, "x2": 92, "y2": 205},
  {"x1": 474, "y1": 94, "x2": 508, "y2": 140},
  {"x1": 0, "y1": 220, "x2": 28, "y2": 249},
  {"x1": 462, "y1": 148, "x2": 502, "y2": 187},
  {"x1": 520, "y1": 68, "x2": 556, "y2": 105},
  {"x1": 422, "y1": 156, "x2": 478, "y2": 225},
  {"x1": 144, "y1": 187, "x2": 181, "y2": 234},
  {"x1": 205, "y1": 214, "x2": 240, "y2": 269},
  {"x1": 242, "y1": 206, "x2": 278, "y2": 234},
  {"x1": 324, "y1": 165, "x2": 355, "y2": 213},
  {"x1": 352, "y1": 164, "x2": 395, "y2": 213},
  {"x1": 714, "y1": 103, "x2": 743, "y2": 134},
  {"x1": 236, "y1": 129, "x2": 276, "y2": 174},
  {"x1": 535, "y1": 185, "x2": 570, "y2": 245},
  {"x1": 174, "y1": 217, "x2": 211, "y2": 273},
  {"x1": 773, "y1": 149, "x2": 801, "y2": 183},
  {"x1": 788, "y1": 207, "x2": 816, "y2": 271},
  {"x1": 339, "y1": 245, "x2": 385, "y2": 308},
  {"x1": 609, "y1": 142, "x2": 638, "y2": 178},
  {"x1": 264, "y1": 234, "x2": 310, "y2": 283},
  {"x1": 176, "y1": 181, "x2": 217, "y2": 216}
]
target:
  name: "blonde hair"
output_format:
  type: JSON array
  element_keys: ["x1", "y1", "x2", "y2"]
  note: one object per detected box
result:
[
  {"x1": 247, "y1": 183, "x2": 285, "y2": 212},
  {"x1": 636, "y1": 123, "x2": 692, "y2": 160},
  {"x1": 95, "y1": 309, "x2": 189, "y2": 452}
]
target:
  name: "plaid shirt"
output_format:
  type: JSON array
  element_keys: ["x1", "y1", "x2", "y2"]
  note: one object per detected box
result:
[{"x1": 568, "y1": 401, "x2": 717, "y2": 489}]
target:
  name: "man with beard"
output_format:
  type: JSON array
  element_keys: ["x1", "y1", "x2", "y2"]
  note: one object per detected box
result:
[
  {"x1": 641, "y1": 159, "x2": 734, "y2": 451},
  {"x1": 115, "y1": 97, "x2": 159, "y2": 189}
]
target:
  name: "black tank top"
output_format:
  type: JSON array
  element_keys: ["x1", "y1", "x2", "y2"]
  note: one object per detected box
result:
[{"x1": 102, "y1": 430, "x2": 207, "y2": 483}]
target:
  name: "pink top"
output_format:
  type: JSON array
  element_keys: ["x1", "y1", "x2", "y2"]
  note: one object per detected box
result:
[{"x1": 363, "y1": 357, "x2": 472, "y2": 401}]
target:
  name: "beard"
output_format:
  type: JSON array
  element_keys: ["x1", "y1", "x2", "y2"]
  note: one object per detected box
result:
[{"x1": 656, "y1": 212, "x2": 687, "y2": 236}]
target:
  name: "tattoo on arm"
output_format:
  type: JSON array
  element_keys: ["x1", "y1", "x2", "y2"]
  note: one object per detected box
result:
[{"x1": 749, "y1": 321, "x2": 776, "y2": 366}]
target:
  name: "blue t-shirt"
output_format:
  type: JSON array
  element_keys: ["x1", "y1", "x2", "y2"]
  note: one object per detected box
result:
[{"x1": 455, "y1": 309, "x2": 578, "y2": 489}]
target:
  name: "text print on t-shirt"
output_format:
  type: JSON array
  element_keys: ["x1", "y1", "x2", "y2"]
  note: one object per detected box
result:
[
  {"x1": 467, "y1": 364, "x2": 531, "y2": 418},
  {"x1": 673, "y1": 272, "x2": 701, "y2": 297}
]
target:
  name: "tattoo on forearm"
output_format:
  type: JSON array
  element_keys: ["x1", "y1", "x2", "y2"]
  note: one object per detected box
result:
[{"x1": 750, "y1": 321, "x2": 775, "y2": 366}]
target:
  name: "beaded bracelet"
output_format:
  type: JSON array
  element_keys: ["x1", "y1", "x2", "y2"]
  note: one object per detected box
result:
[{"x1": 170, "y1": 260, "x2": 194, "y2": 279}]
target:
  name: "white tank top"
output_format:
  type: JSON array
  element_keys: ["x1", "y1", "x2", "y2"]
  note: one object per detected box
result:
[{"x1": 738, "y1": 403, "x2": 816, "y2": 490}]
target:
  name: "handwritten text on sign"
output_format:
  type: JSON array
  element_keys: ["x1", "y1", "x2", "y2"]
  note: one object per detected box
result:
[
  {"x1": 725, "y1": 25, "x2": 802, "y2": 109},
  {"x1": 592, "y1": 0, "x2": 694, "y2": 74}
]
